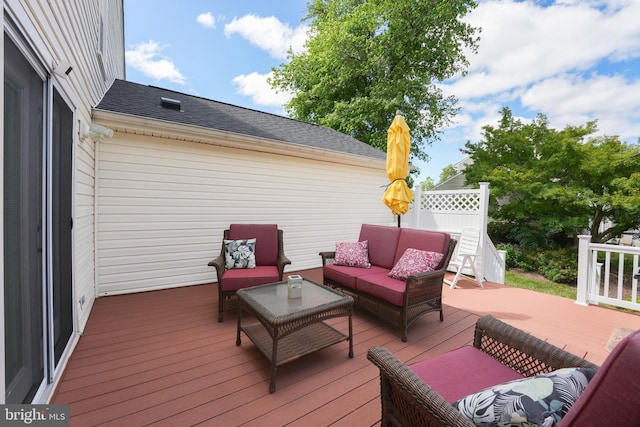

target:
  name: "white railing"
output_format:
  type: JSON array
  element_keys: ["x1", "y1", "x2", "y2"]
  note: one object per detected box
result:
[
  {"x1": 577, "y1": 235, "x2": 640, "y2": 311},
  {"x1": 404, "y1": 182, "x2": 505, "y2": 284},
  {"x1": 484, "y1": 237, "x2": 506, "y2": 284}
]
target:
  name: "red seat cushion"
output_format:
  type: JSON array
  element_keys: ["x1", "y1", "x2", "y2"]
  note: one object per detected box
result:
[
  {"x1": 229, "y1": 224, "x2": 278, "y2": 266},
  {"x1": 356, "y1": 273, "x2": 405, "y2": 306},
  {"x1": 409, "y1": 346, "x2": 524, "y2": 403},
  {"x1": 560, "y1": 329, "x2": 640, "y2": 426},
  {"x1": 323, "y1": 264, "x2": 388, "y2": 290},
  {"x1": 219, "y1": 266, "x2": 280, "y2": 291}
]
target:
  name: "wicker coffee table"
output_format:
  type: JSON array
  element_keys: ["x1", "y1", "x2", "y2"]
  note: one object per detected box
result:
[{"x1": 236, "y1": 278, "x2": 354, "y2": 393}]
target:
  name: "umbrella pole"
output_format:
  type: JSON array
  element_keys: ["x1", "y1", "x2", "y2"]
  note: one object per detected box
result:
[{"x1": 397, "y1": 214, "x2": 401, "y2": 228}]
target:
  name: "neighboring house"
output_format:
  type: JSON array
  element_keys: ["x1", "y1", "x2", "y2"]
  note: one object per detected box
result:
[
  {"x1": 431, "y1": 172, "x2": 468, "y2": 190},
  {"x1": 431, "y1": 157, "x2": 473, "y2": 191},
  {"x1": 2, "y1": 1, "x2": 391, "y2": 404}
]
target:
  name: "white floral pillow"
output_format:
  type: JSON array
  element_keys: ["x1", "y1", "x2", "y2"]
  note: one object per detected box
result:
[
  {"x1": 224, "y1": 238, "x2": 256, "y2": 269},
  {"x1": 388, "y1": 248, "x2": 443, "y2": 280},
  {"x1": 334, "y1": 240, "x2": 371, "y2": 268},
  {"x1": 453, "y1": 367, "x2": 596, "y2": 427}
]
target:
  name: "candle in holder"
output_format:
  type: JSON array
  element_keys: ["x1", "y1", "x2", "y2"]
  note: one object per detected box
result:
[{"x1": 287, "y1": 275, "x2": 303, "y2": 298}]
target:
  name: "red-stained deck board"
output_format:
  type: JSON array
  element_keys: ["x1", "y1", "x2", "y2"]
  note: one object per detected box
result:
[{"x1": 50, "y1": 267, "x2": 640, "y2": 427}]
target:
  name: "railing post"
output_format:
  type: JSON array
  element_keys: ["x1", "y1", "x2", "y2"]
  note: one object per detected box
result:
[
  {"x1": 477, "y1": 182, "x2": 490, "y2": 281},
  {"x1": 497, "y1": 249, "x2": 506, "y2": 284},
  {"x1": 576, "y1": 235, "x2": 591, "y2": 306}
]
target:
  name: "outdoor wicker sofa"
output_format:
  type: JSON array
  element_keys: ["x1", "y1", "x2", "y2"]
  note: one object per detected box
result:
[
  {"x1": 320, "y1": 224, "x2": 456, "y2": 341},
  {"x1": 368, "y1": 315, "x2": 640, "y2": 426}
]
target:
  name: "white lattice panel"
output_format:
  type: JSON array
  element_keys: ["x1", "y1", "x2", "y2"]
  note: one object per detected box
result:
[{"x1": 421, "y1": 192, "x2": 480, "y2": 212}]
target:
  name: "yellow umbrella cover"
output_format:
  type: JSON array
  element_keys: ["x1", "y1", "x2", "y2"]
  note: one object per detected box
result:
[{"x1": 383, "y1": 114, "x2": 414, "y2": 215}]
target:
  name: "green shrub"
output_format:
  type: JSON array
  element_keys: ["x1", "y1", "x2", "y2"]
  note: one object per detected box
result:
[
  {"x1": 535, "y1": 249, "x2": 577, "y2": 284},
  {"x1": 488, "y1": 221, "x2": 516, "y2": 244},
  {"x1": 497, "y1": 244, "x2": 537, "y2": 271},
  {"x1": 497, "y1": 244, "x2": 578, "y2": 283}
]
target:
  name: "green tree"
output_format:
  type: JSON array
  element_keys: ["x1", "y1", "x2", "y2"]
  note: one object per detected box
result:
[
  {"x1": 420, "y1": 176, "x2": 435, "y2": 191},
  {"x1": 270, "y1": 0, "x2": 480, "y2": 167},
  {"x1": 420, "y1": 165, "x2": 455, "y2": 191},
  {"x1": 439, "y1": 164, "x2": 457, "y2": 183},
  {"x1": 463, "y1": 107, "x2": 640, "y2": 246}
]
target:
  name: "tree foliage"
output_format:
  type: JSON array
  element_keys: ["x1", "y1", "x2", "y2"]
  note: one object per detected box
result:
[
  {"x1": 420, "y1": 164, "x2": 456, "y2": 190},
  {"x1": 420, "y1": 176, "x2": 435, "y2": 191},
  {"x1": 463, "y1": 107, "x2": 640, "y2": 246},
  {"x1": 439, "y1": 164, "x2": 457, "y2": 183},
  {"x1": 270, "y1": 0, "x2": 480, "y2": 168}
]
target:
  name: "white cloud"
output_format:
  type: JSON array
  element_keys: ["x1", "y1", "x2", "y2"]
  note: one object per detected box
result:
[
  {"x1": 197, "y1": 12, "x2": 216, "y2": 29},
  {"x1": 522, "y1": 73, "x2": 640, "y2": 138},
  {"x1": 125, "y1": 41, "x2": 186, "y2": 84},
  {"x1": 231, "y1": 71, "x2": 292, "y2": 108},
  {"x1": 448, "y1": 0, "x2": 640, "y2": 99},
  {"x1": 224, "y1": 14, "x2": 309, "y2": 59},
  {"x1": 440, "y1": 0, "x2": 640, "y2": 145}
]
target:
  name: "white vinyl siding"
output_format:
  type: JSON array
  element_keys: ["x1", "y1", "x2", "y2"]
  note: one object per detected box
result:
[
  {"x1": 96, "y1": 135, "x2": 392, "y2": 295},
  {"x1": 74, "y1": 138, "x2": 97, "y2": 329}
]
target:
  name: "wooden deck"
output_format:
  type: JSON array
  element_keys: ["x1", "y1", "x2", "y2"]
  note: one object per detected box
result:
[{"x1": 51, "y1": 268, "x2": 640, "y2": 426}]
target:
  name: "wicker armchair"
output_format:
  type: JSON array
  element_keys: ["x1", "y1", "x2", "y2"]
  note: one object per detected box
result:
[
  {"x1": 208, "y1": 224, "x2": 291, "y2": 321},
  {"x1": 367, "y1": 315, "x2": 598, "y2": 427}
]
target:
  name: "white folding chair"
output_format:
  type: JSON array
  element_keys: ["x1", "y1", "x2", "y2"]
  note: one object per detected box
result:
[{"x1": 445, "y1": 227, "x2": 483, "y2": 289}]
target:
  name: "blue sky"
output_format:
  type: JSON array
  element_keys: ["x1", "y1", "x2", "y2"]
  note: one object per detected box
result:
[{"x1": 124, "y1": 0, "x2": 640, "y2": 183}]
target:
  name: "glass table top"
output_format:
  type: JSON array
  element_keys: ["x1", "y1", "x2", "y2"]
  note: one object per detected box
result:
[{"x1": 238, "y1": 279, "x2": 350, "y2": 317}]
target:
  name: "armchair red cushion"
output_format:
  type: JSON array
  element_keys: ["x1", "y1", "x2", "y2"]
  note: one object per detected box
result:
[
  {"x1": 229, "y1": 224, "x2": 278, "y2": 266},
  {"x1": 560, "y1": 329, "x2": 640, "y2": 426},
  {"x1": 219, "y1": 266, "x2": 280, "y2": 292},
  {"x1": 409, "y1": 345, "x2": 524, "y2": 403}
]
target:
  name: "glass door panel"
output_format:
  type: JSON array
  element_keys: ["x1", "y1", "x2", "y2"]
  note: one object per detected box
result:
[{"x1": 4, "y1": 34, "x2": 45, "y2": 404}]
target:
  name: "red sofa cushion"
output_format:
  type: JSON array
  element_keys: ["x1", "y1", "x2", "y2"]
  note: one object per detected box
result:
[
  {"x1": 359, "y1": 224, "x2": 401, "y2": 270},
  {"x1": 229, "y1": 224, "x2": 278, "y2": 266},
  {"x1": 323, "y1": 264, "x2": 388, "y2": 291},
  {"x1": 410, "y1": 346, "x2": 524, "y2": 403},
  {"x1": 356, "y1": 273, "x2": 407, "y2": 306},
  {"x1": 219, "y1": 266, "x2": 280, "y2": 291},
  {"x1": 560, "y1": 329, "x2": 640, "y2": 426},
  {"x1": 394, "y1": 229, "x2": 450, "y2": 268}
]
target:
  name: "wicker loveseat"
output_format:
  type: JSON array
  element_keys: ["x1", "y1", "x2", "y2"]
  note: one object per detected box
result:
[
  {"x1": 368, "y1": 315, "x2": 640, "y2": 427},
  {"x1": 320, "y1": 224, "x2": 456, "y2": 341}
]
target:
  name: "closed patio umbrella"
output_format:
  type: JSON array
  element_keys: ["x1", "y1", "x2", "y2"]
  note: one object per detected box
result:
[{"x1": 383, "y1": 112, "x2": 414, "y2": 223}]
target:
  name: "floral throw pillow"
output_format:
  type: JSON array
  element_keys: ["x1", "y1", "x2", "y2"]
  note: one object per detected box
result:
[
  {"x1": 224, "y1": 238, "x2": 256, "y2": 269},
  {"x1": 334, "y1": 240, "x2": 371, "y2": 268},
  {"x1": 388, "y1": 248, "x2": 444, "y2": 280},
  {"x1": 453, "y1": 367, "x2": 597, "y2": 427}
]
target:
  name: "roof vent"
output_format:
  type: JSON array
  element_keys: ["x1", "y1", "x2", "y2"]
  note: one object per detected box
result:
[{"x1": 160, "y1": 97, "x2": 181, "y2": 111}]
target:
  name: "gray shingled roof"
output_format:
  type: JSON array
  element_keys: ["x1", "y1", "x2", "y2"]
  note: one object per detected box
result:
[
  {"x1": 431, "y1": 172, "x2": 471, "y2": 190},
  {"x1": 95, "y1": 79, "x2": 386, "y2": 160}
]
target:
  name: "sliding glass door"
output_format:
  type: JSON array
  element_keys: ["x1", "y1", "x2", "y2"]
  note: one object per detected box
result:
[{"x1": 4, "y1": 31, "x2": 74, "y2": 403}]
